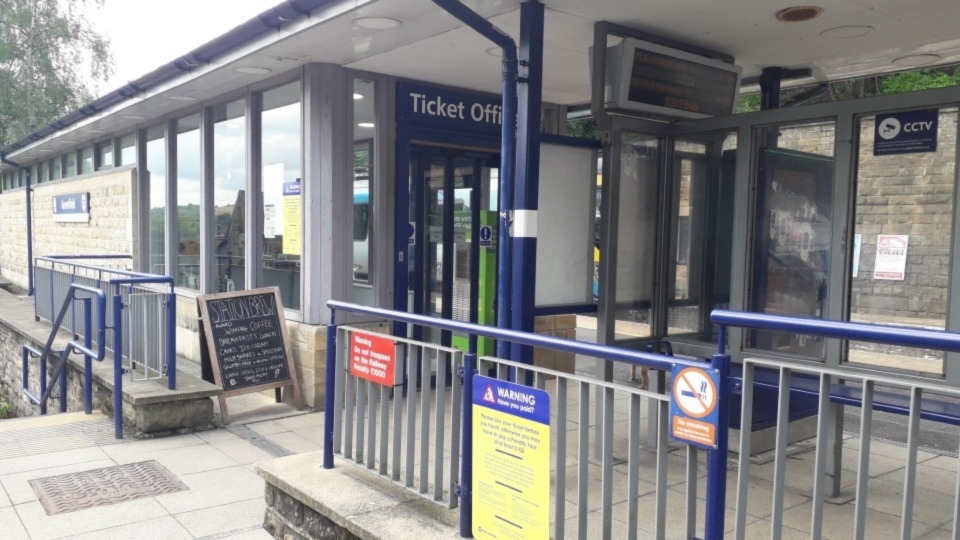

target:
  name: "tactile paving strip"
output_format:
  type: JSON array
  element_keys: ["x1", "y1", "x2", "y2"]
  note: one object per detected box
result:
[{"x1": 29, "y1": 460, "x2": 188, "y2": 515}]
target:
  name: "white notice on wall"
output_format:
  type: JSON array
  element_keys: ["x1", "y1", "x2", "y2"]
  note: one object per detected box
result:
[
  {"x1": 852, "y1": 234, "x2": 862, "y2": 278},
  {"x1": 873, "y1": 234, "x2": 908, "y2": 281},
  {"x1": 264, "y1": 204, "x2": 276, "y2": 238}
]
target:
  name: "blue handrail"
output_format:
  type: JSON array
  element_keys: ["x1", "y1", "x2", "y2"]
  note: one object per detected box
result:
[{"x1": 710, "y1": 309, "x2": 960, "y2": 354}]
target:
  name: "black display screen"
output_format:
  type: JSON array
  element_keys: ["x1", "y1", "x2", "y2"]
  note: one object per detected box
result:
[{"x1": 627, "y1": 47, "x2": 739, "y2": 117}]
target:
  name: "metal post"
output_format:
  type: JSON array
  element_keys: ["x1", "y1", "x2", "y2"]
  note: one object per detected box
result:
[
  {"x1": 705, "y1": 352, "x2": 731, "y2": 540},
  {"x1": 83, "y1": 297, "x2": 92, "y2": 414},
  {"x1": 113, "y1": 291, "x2": 124, "y2": 438},
  {"x1": 166, "y1": 292, "x2": 177, "y2": 390},
  {"x1": 39, "y1": 347, "x2": 47, "y2": 415},
  {"x1": 323, "y1": 310, "x2": 338, "y2": 469},
  {"x1": 459, "y1": 352, "x2": 476, "y2": 537},
  {"x1": 510, "y1": 0, "x2": 544, "y2": 366},
  {"x1": 426, "y1": 0, "x2": 518, "y2": 360}
]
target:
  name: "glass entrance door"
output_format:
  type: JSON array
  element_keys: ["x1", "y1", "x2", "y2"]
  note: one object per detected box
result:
[{"x1": 407, "y1": 146, "x2": 499, "y2": 348}]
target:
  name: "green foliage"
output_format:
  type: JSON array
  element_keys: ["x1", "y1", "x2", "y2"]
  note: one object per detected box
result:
[
  {"x1": 0, "y1": 0, "x2": 113, "y2": 147},
  {"x1": 0, "y1": 399, "x2": 12, "y2": 419},
  {"x1": 879, "y1": 68, "x2": 960, "y2": 95},
  {"x1": 736, "y1": 94, "x2": 761, "y2": 113},
  {"x1": 566, "y1": 118, "x2": 602, "y2": 141}
]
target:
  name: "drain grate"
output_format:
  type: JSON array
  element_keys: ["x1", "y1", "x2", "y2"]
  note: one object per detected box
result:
[{"x1": 29, "y1": 460, "x2": 188, "y2": 515}]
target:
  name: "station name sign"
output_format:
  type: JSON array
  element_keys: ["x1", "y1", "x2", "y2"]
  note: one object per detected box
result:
[
  {"x1": 397, "y1": 83, "x2": 502, "y2": 134},
  {"x1": 52, "y1": 192, "x2": 90, "y2": 223}
]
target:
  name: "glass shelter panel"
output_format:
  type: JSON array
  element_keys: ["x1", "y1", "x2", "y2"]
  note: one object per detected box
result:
[
  {"x1": 614, "y1": 133, "x2": 659, "y2": 340},
  {"x1": 176, "y1": 114, "x2": 201, "y2": 290},
  {"x1": 750, "y1": 121, "x2": 836, "y2": 359},
  {"x1": 353, "y1": 78, "x2": 376, "y2": 305},
  {"x1": 666, "y1": 133, "x2": 736, "y2": 341},
  {"x1": 259, "y1": 82, "x2": 301, "y2": 310},
  {"x1": 213, "y1": 99, "x2": 246, "y2": 293},
  {"x1": 847, "y1": 108, "x2": 958, "y2": 375},
  {"x1": 145, "y1": 125, "x2": 166, "y2": 275}
]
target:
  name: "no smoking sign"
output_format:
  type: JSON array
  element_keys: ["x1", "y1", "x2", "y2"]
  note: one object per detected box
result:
[{"x1": 669, "y1": 366, "x2": 721, "y2": 450}]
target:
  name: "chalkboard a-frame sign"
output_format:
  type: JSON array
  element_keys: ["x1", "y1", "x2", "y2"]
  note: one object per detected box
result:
[{"x1": 197, "y1": 287, "x2": 303, "y2": 423}]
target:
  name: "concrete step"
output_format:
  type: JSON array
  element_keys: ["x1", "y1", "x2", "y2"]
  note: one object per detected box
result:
[{"x1": 0, "y1": 410, "x2": 109, "y2": 433}]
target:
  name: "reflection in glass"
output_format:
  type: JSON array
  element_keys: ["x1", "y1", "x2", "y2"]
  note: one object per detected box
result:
[
  {"x1": 259, "y1": 82, "x2": 301, "y2": 310},
  {"x1": 80, "y1": 146, "x2": 93, "y2": 174},
  {"x1": 750, "y1": 122, "x2": 835, "y2": 358},
  {"x1": 614, "y1": 134, "x2": 659, "y2": 339},
  {"x1": 176, "y1": 114, "x2": 201, "y2": 289},
  {"x1": 65, "y1": 152, "x2": 76, "y2": 177},
  {"x1": 97, "y1": 142, "x2": 113, "y2": 170},
  {"x1": 119, "y1": 134, "x2": 136, "y2": 165},
  {"x1": 847, "y1": 109, "x2": 958, "y2": 374},
  {"x1": 353, "y1": 79, "x2": 376, "y2": 305},
  {"x1": 213, "y1": 100, "x2": 247, "y2": 293},
  {"x1": 146, "y1": 125, "x2": 166, "y2": 275},
  {"x1": 50, "y1": 157, "x2": 61, "y2": 180}
]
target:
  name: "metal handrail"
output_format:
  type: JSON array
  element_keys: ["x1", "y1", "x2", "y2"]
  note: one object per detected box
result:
[{"x1": 710, "y1": 308, "x2": 960, "y2": 353}]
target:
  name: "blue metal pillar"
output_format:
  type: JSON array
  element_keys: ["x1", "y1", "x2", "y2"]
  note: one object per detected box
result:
[
  {"x1": 510, "y1": 0, "x2": 544, "y2": 365},
  {"x1": 323, "y1": 309, "x2": 337, "y2": 469},
  {"x1": 427, "y1": 0, "x2": 518, "y2": 361},
  {"x1": 113, "y1": 290, "x2": 124, "y2": 438},
  {"x1": 705, "y1": 350, "x2": 731, "y2": 539}
]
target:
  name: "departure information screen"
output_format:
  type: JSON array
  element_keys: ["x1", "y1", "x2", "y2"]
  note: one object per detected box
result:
[{"x1": 627, "y1": 47, "x2": 739, "y2": 117}]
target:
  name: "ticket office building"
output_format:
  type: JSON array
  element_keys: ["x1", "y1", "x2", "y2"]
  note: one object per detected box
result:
[{"x1": 2, "y1": 9, "x2": 960, "y2": 407}]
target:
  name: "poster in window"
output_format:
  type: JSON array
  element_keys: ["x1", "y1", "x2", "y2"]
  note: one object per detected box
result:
[
  {"x1": 873, "y1": 234, "x2": 908, "y2": 281},
  {"x1": 282, "y1": 181, "x2": 302, "y2": 255}
]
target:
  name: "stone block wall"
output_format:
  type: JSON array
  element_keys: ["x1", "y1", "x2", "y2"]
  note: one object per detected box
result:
[{"x1": 0, "y1": 167, "x2": 138, "y2": 289}]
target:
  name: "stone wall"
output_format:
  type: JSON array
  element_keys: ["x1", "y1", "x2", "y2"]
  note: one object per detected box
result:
[{"x1": 0, "y1": 167, "x2": 138, "y2": 288}]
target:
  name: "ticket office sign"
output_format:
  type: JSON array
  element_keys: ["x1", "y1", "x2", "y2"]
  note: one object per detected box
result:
[
  {"x1": 669, "y1": 366, "x2": 721, "y2": 451},
  {"x1": 473, "y1": 376, "x2": 550, "y2": 540},
  {"x1": 349, "y1": 332, "x2": 400, "y2": 386}
]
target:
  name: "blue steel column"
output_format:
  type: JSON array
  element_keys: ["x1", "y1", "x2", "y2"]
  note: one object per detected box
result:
[
  {"x1": 427, "y1": 0, "x2": 518, "y2": 360},
  {"x1": 705, "y1": 351, "x2": 731, "y2": 539},
  {"x1": 82, "y1": 297, "x2": 92, "y2": 414},
  {"x1": 323, "y1": 309, "x2": 337, "y2": 469},
  {"x1": 510, "y1": 0, "x2": 544, "y2": 365},
  {"x1": 113, "y1": 290, "x2": 124, "y2": 438},
  {"x1": 167, "y1": 292, "x2": 177, "y2": 390}
]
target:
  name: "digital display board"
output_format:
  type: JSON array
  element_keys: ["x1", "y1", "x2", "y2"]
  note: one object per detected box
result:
[{"x1": 604, "y1": 38, "x2": 742, "y2": 120}]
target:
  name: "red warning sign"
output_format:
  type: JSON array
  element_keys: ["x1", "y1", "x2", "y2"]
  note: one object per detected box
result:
[{"x1": 350, "y1": 332, "x2": 398, "y2": 387}]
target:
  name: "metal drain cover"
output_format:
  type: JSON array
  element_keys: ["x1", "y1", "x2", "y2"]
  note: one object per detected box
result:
[{"x1": 29, "y1": 460, "x2": 188, "y2": 515}]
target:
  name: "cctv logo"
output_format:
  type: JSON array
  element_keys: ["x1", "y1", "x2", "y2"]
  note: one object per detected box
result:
[{"x1": 878, "y1": 117, "x2": 901, "y2": 140}]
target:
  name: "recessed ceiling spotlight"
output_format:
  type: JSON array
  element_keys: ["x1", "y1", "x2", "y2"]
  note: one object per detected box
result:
[
  {"x1": 353, "y1": 17, "x2": 401, "y2": 30},
  {"x1": 820, "y1": 25, "x2": 873, "y2": 39},
  {"x1": 168, "y1": 96, "x2": 198, "y2": 102},
  {"x1": 775, "y1": 6, "x2": 824, "y2": 22},
  {"x1": 485, "y1": 47, "x2": 502, "y2": 57},
  {"x1": 236, "y1": 66, "x2": 272, "y2": 75},
  {"x1": 892, "y1": 54, "x2": 942, "y2": 67},
  {"x1": 353, "y1": 93, "x2": 363, "y2": 100},
  {"x1": 357, "y1": 122, "x2": 375, "y2": 128}
]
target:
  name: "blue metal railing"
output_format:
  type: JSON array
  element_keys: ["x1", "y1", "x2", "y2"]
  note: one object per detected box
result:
[
  {"x1": 325, "y1": 300, "x2": 733, "y2": 539},
  {"x1": 34, "y1": 255, "x2": 177, "y2": 390},
  {"x1": 22, "y1": 283, "x2": 106, "y2": 424}
]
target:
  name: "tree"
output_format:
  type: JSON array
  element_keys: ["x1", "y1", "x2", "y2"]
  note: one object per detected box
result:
[{"x1": 0, "y1": 0, "x2": 112, "y2": 147}]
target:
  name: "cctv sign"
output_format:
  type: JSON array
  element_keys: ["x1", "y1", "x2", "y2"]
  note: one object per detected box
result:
[{"x1": 874, "y1": 109, "x2": 938, "y2": 156}]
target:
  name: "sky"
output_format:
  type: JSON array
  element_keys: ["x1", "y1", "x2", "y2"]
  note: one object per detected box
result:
[{"x1": 91, "y1": 0, "x2": 283, "y2": 96}]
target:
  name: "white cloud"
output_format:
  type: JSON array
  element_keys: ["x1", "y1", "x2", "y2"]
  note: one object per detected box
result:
[{"x1": 93, "y1": 0, "x2": 282, "y2": 95}]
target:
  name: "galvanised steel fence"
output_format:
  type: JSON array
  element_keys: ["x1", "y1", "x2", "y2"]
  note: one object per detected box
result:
[
  {"x1": 712, "y1": 309, "x2": 960, "y2": 540},
  {"x1": 34, "y1": 255, "x2": 176, "y2": 387},
  {"x1": 324, "y1": 300, "x2": 732, "y2": 540}
]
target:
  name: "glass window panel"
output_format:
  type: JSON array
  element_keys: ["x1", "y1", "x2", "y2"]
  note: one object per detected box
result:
[
  {"x1": 176, "y1": 115, "x2": 201, "y2": 289},
  {"x1": 50, "y1": 157, "x2": 61, "y2": 180},
  {"x1": 119, "y1": 133, "x2": 136, "y2": 165},
  {"x1": 65, "y1": 152, "x2": 77, "y2": 177},
  {"x1": 750, "y1": 121, "x2": 836, "y2": 359},
  {"x1": 80, "y1": 146, "x2": 93, "y2": 174},
  {"x1": 146, "y1": 125, "x2": 166, "y2": 275},
  {"x1": 614, "y1": 133, "x2": 660, "y2": 340},
  {"x1": 213, "y1": 99, "x2": 246, "y2": 293},
  {"x1": 847, "y1": 108, "x2": 957, "y2": 375},
  {"x1": 38, "y1": 161, "x2": 48, "y2": 183},
  {"x1": 666, "y1": 136, "x2": 737, "y2": 341},
  {"x1": 96, "y1": 141, "x2": 113, "y2": 170},
  {"x1": 353, "y1": 79, "x2": 375, "y2": 305},
  {"x1": 259, "y1": 82, "x2": 301, "y2": 310}
]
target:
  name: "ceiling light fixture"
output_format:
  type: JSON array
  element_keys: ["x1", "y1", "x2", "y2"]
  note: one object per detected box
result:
[
  {"x1": 820, "y1": 25, "x2": 873, "y2": 39},
  {"x1": 775, "y1": 6, "x2": 824, "y2": 22},
  {"x1": 353, "y1": 93, "x2": 363, "y2": 100},
  {"x1": 236, "y1": 66, "x2": 272, "y2": 75},
  {"x1": 352, "y1": 17, "x2": 401, "y2": 30},
  {"x1": 357, "y1": 122, "x2": 375, "y2": 128},
  {"x1": 892, "y1": 54, "x2": 942, "y2": 67},
  {"x1": 168, "y1": 96, "x2": 198, "y2": 102},
  {"x1": 121, "y1": 115, "x2": 146, "y2": 120}
]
